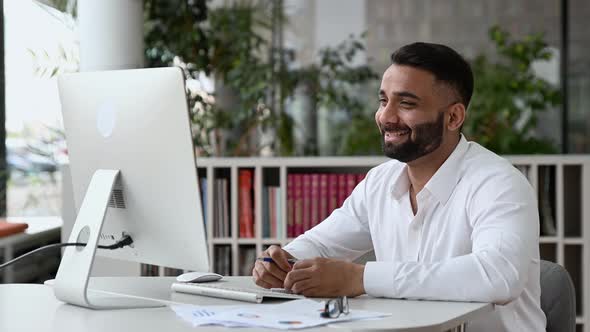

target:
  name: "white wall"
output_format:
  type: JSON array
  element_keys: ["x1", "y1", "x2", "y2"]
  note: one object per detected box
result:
[
  {"x1": 77, "y1": 0, "x2": 144, "y2": 71},
  {"x1": 315, "y1": 0, "x2": 366, "y2": 64}
]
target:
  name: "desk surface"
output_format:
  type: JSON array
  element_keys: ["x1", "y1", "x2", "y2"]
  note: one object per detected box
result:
[{"x1": 0, "y1": 277, "x2": 493, "y2": 332}]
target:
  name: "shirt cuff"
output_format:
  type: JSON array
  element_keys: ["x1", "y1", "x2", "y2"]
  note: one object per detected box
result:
[{"x1": 364, "y1": 261, "x2": 397, "y2": 298}]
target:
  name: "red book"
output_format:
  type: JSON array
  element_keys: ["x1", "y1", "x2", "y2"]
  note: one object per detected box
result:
[
  {"x1": 238, "y1": 169, "x2": 254, "y2": 238},
  {"x1": 337, "y1": 174, "x2": 347, "y2": 208},
  {"x1": 294, "y1": 174, "x2": 303, "y2": 237},
  {"x1": 287, "y1": 174, "x2": 294, "y2": 238},
  {"x1": 356, "y1": 173, "x2": 366, "y2": 184},
  {"x1": 0, "y1": 221, "x2": 28, "y2": 238},
  {"x1": 346, "y1": 173, "x2": 357, "y2": 197},
  {"x1": 319, "y1": 174, "x2": 329, "y2": 223},
  {"x1": 302, "y1": 174, "x2": 311, "y2": 234},
  {"x1": 310, "y1": 174, "x2": 320, "y2": 228},
  {"x1": 328, "y1": 174, "x2": 339, "y2": 215}
]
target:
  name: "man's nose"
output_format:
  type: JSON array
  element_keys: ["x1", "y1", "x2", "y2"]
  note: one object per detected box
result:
[{"x1": 377, "y1": 103, "x2": 399, "y2": 124}]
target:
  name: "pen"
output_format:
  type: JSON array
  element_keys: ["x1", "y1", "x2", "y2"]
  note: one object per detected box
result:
[{"x1": 256, "y1": 257, "x2": 298, "y2": 265}]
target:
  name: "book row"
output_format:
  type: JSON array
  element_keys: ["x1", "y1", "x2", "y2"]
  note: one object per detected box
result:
[
  {"x1": 287, "y1": 173, "x2": 365, "y2": 237},
  {"x1": 212, "y1": 246, "x2": 257, "y2": 276},
  {"x1": 200, "y1": 171, "x2": 367, "y2": 239}
]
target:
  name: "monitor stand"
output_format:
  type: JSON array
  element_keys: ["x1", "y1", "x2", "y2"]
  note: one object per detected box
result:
[{"x1": 53, "y1": 169, "x2": 164, "y2": 309}]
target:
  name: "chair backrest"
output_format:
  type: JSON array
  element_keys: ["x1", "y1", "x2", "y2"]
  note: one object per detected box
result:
[{"x1": 540, "y1": 260, "x2": 576, "y2": 332}]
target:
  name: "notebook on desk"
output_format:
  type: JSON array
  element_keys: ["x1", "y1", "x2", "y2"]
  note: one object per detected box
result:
[{"x1": 171, "y1": 281, "x2": 305, "y2": 303}]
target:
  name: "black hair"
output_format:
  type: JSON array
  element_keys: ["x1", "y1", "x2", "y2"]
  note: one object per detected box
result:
[{"x1": 390, "y1": 42, "x2": 474, "y2": 109}]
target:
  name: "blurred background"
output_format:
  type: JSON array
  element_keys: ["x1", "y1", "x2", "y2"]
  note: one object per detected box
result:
[{"x1": 1, "y1": 0, "x2": 588, "y2": 217}]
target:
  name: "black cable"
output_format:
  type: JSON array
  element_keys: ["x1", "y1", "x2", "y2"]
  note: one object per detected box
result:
[{"x1": 0, "y1": 235, "x2": 134, "y2": 271}]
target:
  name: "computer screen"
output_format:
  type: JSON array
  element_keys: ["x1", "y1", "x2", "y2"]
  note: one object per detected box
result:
[{"x1": 54, "y1": 67, "x2": 209, "y2": 309}]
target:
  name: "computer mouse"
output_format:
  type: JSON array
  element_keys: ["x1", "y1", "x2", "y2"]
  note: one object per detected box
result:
[{"x1": 176, "y1": 272, "x2": 223, "y2": 283}]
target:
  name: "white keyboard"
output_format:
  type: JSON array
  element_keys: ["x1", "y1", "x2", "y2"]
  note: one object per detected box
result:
[{"x1": 171, "y1": 282, "x2": 305, "y2": 303}]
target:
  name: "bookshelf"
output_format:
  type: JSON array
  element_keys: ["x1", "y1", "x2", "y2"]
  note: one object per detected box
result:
[{"x1": 197, "y1": 155, "x2": 590, "y2": 332}]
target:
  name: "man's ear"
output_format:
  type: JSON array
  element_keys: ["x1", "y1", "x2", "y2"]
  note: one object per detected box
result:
[{"x1": 447, "y1": 103, "x2": 465, "y2": 132}]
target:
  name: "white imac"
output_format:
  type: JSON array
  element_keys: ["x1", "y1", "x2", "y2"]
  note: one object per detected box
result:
[{"x1": 54, "y1": 67, "x2": 209, "y2": 309}]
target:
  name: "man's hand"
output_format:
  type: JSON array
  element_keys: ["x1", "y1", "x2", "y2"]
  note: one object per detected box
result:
[
  {"x1": 252, "y1": 245, "x2": 296, "y2": 288},
  {"x1": 284, "y1": 258, "x2": 365, "y2": 297}
]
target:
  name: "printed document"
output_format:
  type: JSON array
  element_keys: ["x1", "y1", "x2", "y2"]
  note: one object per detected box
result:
[{"x1": 171, "y1": 299, "x2": 390, "y2": 330}]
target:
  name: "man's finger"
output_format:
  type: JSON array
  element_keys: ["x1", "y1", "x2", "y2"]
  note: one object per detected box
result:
[
  {"x1": 261, "y1": 261, "x2": 288, "y2": 281},
  {"x1": 292, "y1": 259, "x2": 314, "y2": 270},
  {"x1": 253, "y1": 268, "x2": 273, "y2": 289},
  {"x1": 254, "y1": 262, "x2": 283, "y2": 288},
  {"x1": 254, "y1": 264, "x2": 280, "y2": 288},
  {"x1": 268, "y1": 246, "x2": 292, "y2": 272},
  {"x1": 300, "y1": 287, "x2": 322, "y2": 297},
  {"x1": 290, "y1": 279, "x2": 316, "y2": 295},
  {"x1": 284, "y1": 268, "x2": 312, "y2": 289}
]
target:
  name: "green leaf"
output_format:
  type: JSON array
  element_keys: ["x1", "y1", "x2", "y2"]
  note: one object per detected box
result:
[{"x1": 465, "y1": 25, "x2": 560, "y2": 154}]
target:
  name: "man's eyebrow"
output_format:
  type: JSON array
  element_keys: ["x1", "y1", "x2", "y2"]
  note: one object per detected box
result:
[
  {"x1": 378, "y1": 90, "x2": 421, "y2": 100},
  {"x1": 393, "y1": 91, "x2": 420, "y2": 100}
]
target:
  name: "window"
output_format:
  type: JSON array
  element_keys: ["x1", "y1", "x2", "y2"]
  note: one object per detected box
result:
[{"x1": 4, "y1": 0, "x2": 77, "y2": 216}]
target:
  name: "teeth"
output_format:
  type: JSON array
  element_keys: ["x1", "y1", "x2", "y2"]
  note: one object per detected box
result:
[{"x1": 386, "y1": 131, "x2": 409, "y2": 137}]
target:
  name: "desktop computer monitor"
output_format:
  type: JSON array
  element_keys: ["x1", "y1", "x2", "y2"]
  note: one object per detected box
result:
[{"x1": 54, "y1": 67, "x2": 209, "y2": 309}]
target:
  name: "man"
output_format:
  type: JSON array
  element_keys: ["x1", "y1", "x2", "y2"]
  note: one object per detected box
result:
[{"x1": 253, "y1": 42, "x2": 546, "y2": 331}]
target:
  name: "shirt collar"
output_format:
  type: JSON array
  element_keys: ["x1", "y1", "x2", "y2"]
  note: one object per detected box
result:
[
  {"x1": 424, "y1": 134, "x2": 469, "y2": 205},
  {"x1": 390, "y1": 164, "x2": 410, "y2": 200},
  {"x1": 389, "y1": 134, "x2": 469, "y2": 204}
]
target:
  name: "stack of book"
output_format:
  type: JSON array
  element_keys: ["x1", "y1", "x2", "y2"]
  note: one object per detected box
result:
[{"x1": 0, "y1": 221, "x2": 28, "y2": 238}]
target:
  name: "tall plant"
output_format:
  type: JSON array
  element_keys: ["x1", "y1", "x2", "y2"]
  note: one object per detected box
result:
[
  {"x1": 144, "y1": 0, "x2": 377, "y2": 156},
  {"x1": 465, "y1": 26, "x2": 561, "y2": 154},
  {"x1": 296, "y1": 35, "x2": 380, "y2": 155},
  {"x1": 146, "y1": 0, "x2": 283, "y2": 156}
]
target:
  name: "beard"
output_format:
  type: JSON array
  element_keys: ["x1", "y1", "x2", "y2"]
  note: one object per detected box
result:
[{"x1": 380, "y1": 112, "x2": 445, "y2": 163}]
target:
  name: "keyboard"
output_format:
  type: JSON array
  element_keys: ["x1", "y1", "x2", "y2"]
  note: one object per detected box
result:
[{"x1": 171, "y1": 282, "x2": 305, "y2": 303}]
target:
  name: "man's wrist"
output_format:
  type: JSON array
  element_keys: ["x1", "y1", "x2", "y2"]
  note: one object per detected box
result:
[{"x1": 351, "y1": 263, "x2": 366, "y2": 296}]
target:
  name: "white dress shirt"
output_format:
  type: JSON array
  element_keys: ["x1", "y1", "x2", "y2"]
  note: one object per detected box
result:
[{"x1": 283, "y1": 135, "x2": 546, "y2": 331}]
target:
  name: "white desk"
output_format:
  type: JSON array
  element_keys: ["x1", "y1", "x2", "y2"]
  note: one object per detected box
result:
[
  {"x1": 0, "y1": 276, "x2": 492, "y2": 332},
  {"x1": 0, "y1": 216, "x2": 62, "y2": 282}
]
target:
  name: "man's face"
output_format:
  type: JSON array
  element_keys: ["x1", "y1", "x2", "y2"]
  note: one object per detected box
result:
[{"x1": 375, "y1": 64, "x2": 450, "y2": 163}]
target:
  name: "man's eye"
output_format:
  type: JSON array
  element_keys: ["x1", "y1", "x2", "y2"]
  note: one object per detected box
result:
[
  {"x1": 379, "y1": 99, "x2": 387, "y2": 106},
  {"x1": 400, "y1": 101, "x2": 415, "y2": 108}
]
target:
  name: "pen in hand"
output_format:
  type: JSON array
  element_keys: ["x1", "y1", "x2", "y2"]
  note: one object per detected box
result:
[{"x1": 256, "y1": 257, "x2": 298, "y2": 265}]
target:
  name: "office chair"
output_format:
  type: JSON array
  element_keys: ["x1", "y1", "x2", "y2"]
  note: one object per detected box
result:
[{"x1": 540, "y1": 260, "x2": 576, "y2": 332}]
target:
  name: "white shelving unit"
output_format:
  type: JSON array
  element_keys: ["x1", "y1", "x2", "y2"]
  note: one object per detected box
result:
[
  {"x1": 197, "y1": 157, "x2": 384, "y2": 276},
  {"x1": 197, "y1": 155, "x2": 590, "y2": 332}
]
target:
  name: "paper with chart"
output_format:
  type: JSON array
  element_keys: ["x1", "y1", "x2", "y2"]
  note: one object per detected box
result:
[
  {"x1": 171, "y1": 299, "x2": 391, "y2": 330},
  {"x1": 171, "y1": 304, "x2": 249, "y2": 327}
]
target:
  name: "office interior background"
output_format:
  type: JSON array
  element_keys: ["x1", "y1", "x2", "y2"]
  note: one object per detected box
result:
[
  {"x1": 3, "y1": 0, "x2": 590, "y2": 216},
  {"x1": 1, "y1": 0, "x2": 589, "y2": 330}
]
